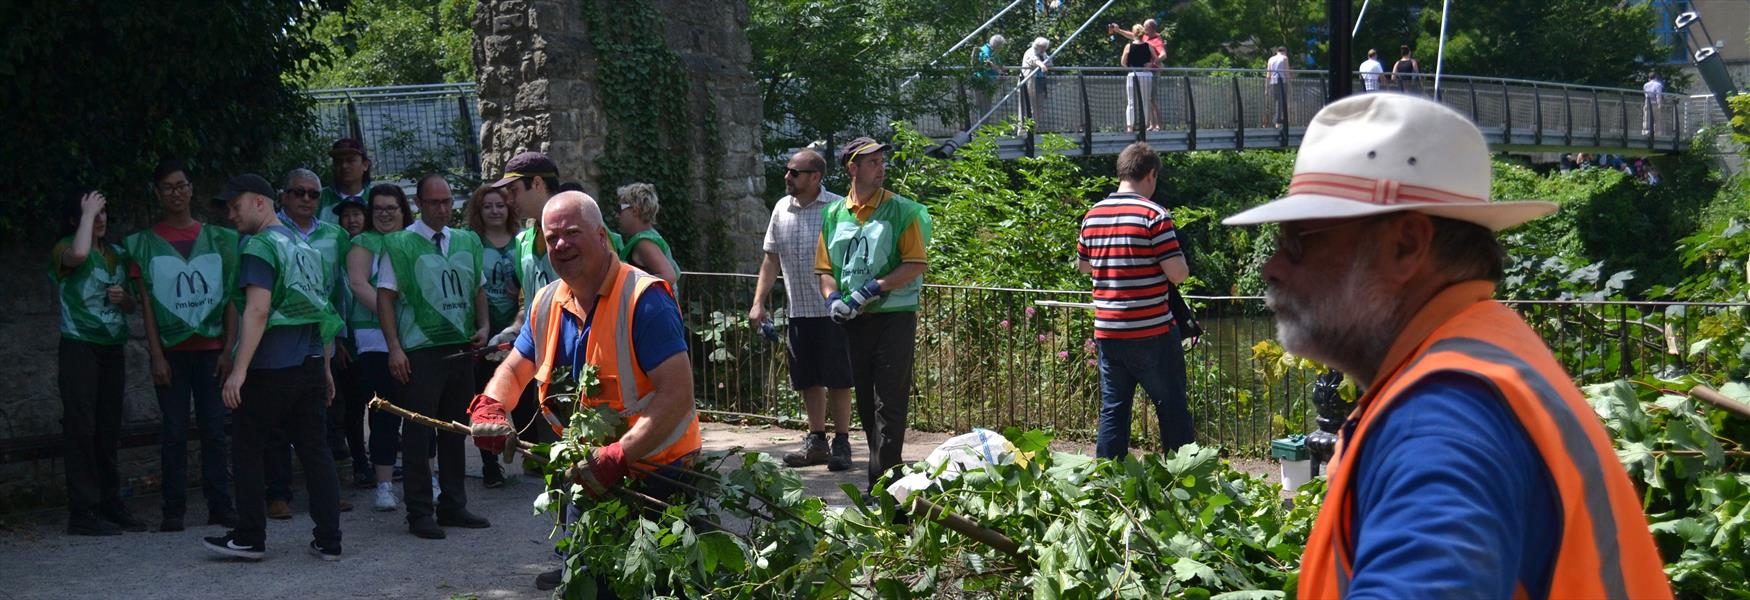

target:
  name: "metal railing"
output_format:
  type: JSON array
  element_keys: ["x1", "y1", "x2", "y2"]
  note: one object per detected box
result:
[
  {"x1": 681, "y1": 273, "x2": 1750, "y2": 456},
  {"x1": 304, "y1": 84, "x2": 482, "y2": 179},
  {"x1": 917, "y1": 66, "x2": 1715, "y2": 156},
  {"x1": 300, "y1": 69, "x2": 1722, "y2": 176}
]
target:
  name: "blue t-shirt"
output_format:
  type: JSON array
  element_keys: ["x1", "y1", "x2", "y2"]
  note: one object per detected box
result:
[
  {"x1": 1344, "y1": 373, "x2": 1560, "y2": 600},
  {"x1": 975, "y1": 44, "x2": 998, "y2": 80},
  {"x1": 513, "y1": 285, "x2": 687, "y2": 384},
  {"x1": 239, "y1": 229, "x2": 323, "y2": 370}
]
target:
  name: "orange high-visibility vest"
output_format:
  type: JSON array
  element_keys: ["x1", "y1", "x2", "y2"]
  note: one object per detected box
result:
[
  {"x1": 1299, "y1": 281, "x2": 1670, "y2": 599},
  {"x1": 528, "y1": 262, "x2": 701, "y2": 471}
]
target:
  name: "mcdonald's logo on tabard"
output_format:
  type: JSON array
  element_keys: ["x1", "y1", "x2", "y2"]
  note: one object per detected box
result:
[
  {"x1": 440, "y1": 269, "x2": 465, "y2": 299},
  {"x1": 175, "y1": 270, "x2": 211, "y2": 297}
]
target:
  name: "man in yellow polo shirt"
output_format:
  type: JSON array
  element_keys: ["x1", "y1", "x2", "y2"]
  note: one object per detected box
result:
[{"x1": 814, "y1": 137, "x2": 930, "y2": 490}]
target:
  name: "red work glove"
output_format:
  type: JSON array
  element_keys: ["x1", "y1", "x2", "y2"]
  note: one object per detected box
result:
[
  {"x1": 467, "y1": 393, "x2": 511, "y2": 453},
  {"x1": 570, "y1": 442, "x2": 628, "y2": 497}
]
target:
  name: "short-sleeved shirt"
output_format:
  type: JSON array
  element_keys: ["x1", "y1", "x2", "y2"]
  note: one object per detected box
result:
[
  {"x1": 811, "y1": 189, "x2": 928, "y2": 275},
  {"x1": 375, "y1": 220, "x2": 486, "y2": 291},
  {"x1": 1142, "y1": 33, "x2": 1165, "y2": 64},
  {"x1": 975, "y1": 44, "x2": 998, "y2": 80},
  {"x1": 1344, "y1": 373, "x2": 1559, "y2": 599},
  {"x1": 1359, "y1": 59, "x2": 1384, "y2": 90},
  {"x1": 764, "y1": 189, "x2": 844, "y2": 317},
  {"x1": 1077, "y1": 192, "x2": 1182, "y2": 339},
  {"x1": 512, "y1": 283, "x2": 688, "y2": 383},
  {"x1": 239, "y1": 227, "x2": 323, "y2": 370},
  {"x1": 1643, "y1": 80, "x2": 1664, "y2": 103},
  {"x1": 1266, "y1": 54, "x2": 1288, "y2": 84}
]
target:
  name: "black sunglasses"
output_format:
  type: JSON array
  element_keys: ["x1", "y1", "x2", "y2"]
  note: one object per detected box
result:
[
  {"x1": 784, "y1": 167, "x2": 819, "y2": 177},
  {"x1": 284, "y1": 189, "x2": 320, "y2": 199}
]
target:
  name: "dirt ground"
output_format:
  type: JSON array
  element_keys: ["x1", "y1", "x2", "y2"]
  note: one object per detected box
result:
[{"x1": 0, "y1": 422, "x2": 1282, "y2": 599}]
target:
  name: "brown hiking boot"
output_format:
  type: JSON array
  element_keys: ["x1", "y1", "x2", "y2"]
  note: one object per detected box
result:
[
  {"x1": 783, "y1": 432, "x2": 830, "y2": 467},
  {"x1": 267, "y1": 500, "x2": 292, "y2": 520}
]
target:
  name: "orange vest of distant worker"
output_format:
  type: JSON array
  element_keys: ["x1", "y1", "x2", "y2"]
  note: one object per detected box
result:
[
  {"x1": 1299, "y1": 281, "x2": 1671, "y2": 600},
  {"x1": 528, "y1": 261, "x2": 701, "y2": 471}
]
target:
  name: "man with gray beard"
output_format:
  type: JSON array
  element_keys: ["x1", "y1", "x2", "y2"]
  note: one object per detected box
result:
[{"x1": 1222, "y1": 94, "x2": 1670, "y2": 599}]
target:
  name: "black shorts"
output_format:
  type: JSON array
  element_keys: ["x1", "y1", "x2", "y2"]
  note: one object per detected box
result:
[{"x1": 785, "y1": 316, "x2": 853, "y2": 390}]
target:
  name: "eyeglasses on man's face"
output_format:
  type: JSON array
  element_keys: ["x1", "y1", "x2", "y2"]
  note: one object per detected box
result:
[
  {"x1": 784, "y1": 167, "x2": 819, "y2": 177},
  {"x1": 284, "y1": 188, "x2": 320, "y2": 199}
]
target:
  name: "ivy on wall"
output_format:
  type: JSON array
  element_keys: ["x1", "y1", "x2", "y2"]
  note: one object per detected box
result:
[{"x1": 580, "y1": 0, "x2": 728, "y2": 270}]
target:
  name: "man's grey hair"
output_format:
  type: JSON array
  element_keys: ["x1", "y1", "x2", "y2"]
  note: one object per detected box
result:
[
  {"x1": 283, "y1": 168, "x2": 320, "y2": 191},
  {"x1": 990, "y1": 34, "x2": 1005, "y2": 47}
]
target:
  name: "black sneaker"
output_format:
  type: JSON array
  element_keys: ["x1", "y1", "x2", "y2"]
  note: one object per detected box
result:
[
  {"x1": 783, "y1": 432, "x2": 830, "y2": 468},
  {"x1": 308, "y1": 540, "x2": 342, "y2": 561},
  {"x1": 67, "y1": 515, "x2": 122, "y2": 536},
  {"x1": 352, "y1": 469, "x2": 375, "y2": 490},
  {"x1": 483, "y1": 461, "x2": 506, "y2": 489},
  {"x1": 203, "y1": 532, "x2": 266, "y2": 560},
  {"x1": 408, "y1": 516, "x2": 446, "y2": 539},
  {"x1": 158, "y1": 515, "x2": 185, "y2": 533},
  {"x1": 102, "y1": 507, "x2": 148, "y2": 532},
  {"x1": 534, "y1": 568, "x2": 564, "y2": 591},
  {"x1": 828, "y1": 434, "x2": 853, "y2": 472}
]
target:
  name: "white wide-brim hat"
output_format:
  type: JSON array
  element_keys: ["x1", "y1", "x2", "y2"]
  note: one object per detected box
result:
[{"x1": 1222, "y1": 93, "x2": 1556, "y2": 231}]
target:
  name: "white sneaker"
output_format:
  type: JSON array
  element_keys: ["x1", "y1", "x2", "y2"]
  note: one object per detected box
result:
[{"x1": 374, "y1": 483, "x2": 399, "y2": 511}]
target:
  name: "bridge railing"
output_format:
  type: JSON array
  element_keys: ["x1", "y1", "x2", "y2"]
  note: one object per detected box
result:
[
  {"x1": 304, "y1": 84, "x2": 483, "y2": 179},
  {"x1": 914, "y1": 67, "x2": 1706, "y2": 155}
]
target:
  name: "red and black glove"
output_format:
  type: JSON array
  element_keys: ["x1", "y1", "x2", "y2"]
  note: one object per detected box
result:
[
  {"x1": 467, "y1": 393, "x2": 511, "y2": 453},
  {"x1": 570, "y1": 442, "x2": 629, "y2": 496}
]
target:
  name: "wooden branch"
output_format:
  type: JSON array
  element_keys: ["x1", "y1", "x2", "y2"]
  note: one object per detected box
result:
[
  {"x1": 367, "y1": 396, "x2": 538, "y2": 454},
  {"x1": 1689, "y1": 385, "x2": 1750, "y2": 421},
  {"x1": 909, "y1": 496, "x2": 1023, "y2": 559}
]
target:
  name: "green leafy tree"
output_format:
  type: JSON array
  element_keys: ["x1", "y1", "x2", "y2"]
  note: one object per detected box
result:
[
  {"x1": 300, "y1": 0, "x2": 475, "y2": 88},
  {"x1": 0, "y1": 0, "x2": 342, "y2": 246}
]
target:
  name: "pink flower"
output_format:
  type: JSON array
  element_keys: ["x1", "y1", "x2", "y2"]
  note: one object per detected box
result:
[
  {"x1": 1086, "y1": 358, "x2": 1098, "y2": 366},
  {"x1": 1057, "y1": 351, "x2": 1070, "y2": 359},
  {"x1": 1037, "y1": 333, "x2": 1050, "y2": 343},
  {"x1": 1024, "y1": 306, "x2": 1036, "y2": 318},
  {"x1": 999, "y1": 319, "x2": 1011, "y2": 329}
]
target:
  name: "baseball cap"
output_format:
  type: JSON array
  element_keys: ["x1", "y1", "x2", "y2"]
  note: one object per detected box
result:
[
  {"x1": 837, "y1": 137, "x2": 892, "y2": 165},
  {"x1": 216, "y1": 174, "x2": 277, "y2": 205},
  {"x1": 329, "y1": 138, "x2": 368, "y2": 160},
  {"x1": 490, "y1": 151, "x2": 559, "y2": 188}
]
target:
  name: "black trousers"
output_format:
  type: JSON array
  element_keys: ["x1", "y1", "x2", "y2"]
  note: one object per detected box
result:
[
  {"x1": 58, "y1": 338, "x2": 126, "y2": 518},
  {"x1": 232, "y1": 358, "x2": 341, "y2": 547},
  {"x1": 399, "y1": 345, "x2": 475, "y2": 521},
  {"x1": 841, "y1": 311, "x2": 918, "y2": 489}
]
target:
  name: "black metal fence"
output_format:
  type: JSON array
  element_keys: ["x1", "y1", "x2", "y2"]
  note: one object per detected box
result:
[
  {"x1": 305, "y1": 84, "x2": 481, "y2": 179},
  {"x1": 681, "y1": 273, "x2": 1750, "y2": 456}
]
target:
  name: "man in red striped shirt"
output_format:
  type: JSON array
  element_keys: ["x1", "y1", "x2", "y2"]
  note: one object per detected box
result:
[{"x1": 1076, "y1": 142, "x2": 1194, "y2": 459}]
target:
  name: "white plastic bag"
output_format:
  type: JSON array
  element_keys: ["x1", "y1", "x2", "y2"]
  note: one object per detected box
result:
[{"x1": 885, "y1": 428, "x2": 1021, "y2": 502}]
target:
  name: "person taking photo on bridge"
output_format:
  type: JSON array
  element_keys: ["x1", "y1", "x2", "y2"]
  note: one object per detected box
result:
[
  {"x1": 375, "y1": 173, "x2": 494, "y2": 539},
  {"x1": 124, "y1": 159, "x2": 239, "y2": 533},
  {"x1": 1222, "y1": 94, "x2": 1672, "y2": 598},
  {"x1": 1121, "y1": 25, "x2": 1162, "y2": 133}
]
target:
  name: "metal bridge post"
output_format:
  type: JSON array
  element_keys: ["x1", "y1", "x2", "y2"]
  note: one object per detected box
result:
[
  {"x1": 1647, "y1": 93, "x2": 1657, "y2": 151},
  {"x1": 1592, "y1": 90, "x2": 1602, "y2": 148},
  {"x1": 1078, "y1": 72, "x2": 1093, "y2": 156},
  {"x1": 1671, "y1": 99, "x2": 1682, "y2": 152},
  {"x1": 1562, "y1": 87, "x2": 1573, "y2": 147},
  {"x1": 1502, "y1": 84, "x2": 1513, "y2": 142},
  {"x1": 457, "y1": 93, "x2": 480, "y2": 177},
  {"x1": 1620, "y1": 91, "x2": 1630, "y2": 148},
  {"x1": 1183, "y1": 75, "x2": 1197, "y2": 151},
  {"x1": 1467, "y1": 79, "x2": 1479, "y2": 122},
  {"x1": 1131, "y1": 74, "x2": 1146, "y2": 143},
  {"x1": 1232, "y1": 76, "x2": 1244, "y2": 150},
  {"x1": 1021, "y1": 84, "x2": 1036, "y2": 157},
  {"x1": 346, "y1": 95, "x2": 364, "y2": 143},
  {"x1": 1532, "y1": 83, "x2": 1544, "y2": 146}
]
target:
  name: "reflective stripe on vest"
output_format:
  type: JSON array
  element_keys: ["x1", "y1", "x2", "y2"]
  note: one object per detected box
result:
[
  {"x1": 1301, "y1": 284, "x2": 1671, "y2": 600},
  {"x1": 530, "y1": 263, "x2": 700, "y2": 467}
]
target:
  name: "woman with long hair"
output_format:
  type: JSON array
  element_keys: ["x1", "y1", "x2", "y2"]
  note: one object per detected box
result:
[
  {"x1": 344, "y1": 183, "x2": 414, "y2": 510},
  {"x1": 463, "y1": 184, "x2": 522, "y2": 488}
]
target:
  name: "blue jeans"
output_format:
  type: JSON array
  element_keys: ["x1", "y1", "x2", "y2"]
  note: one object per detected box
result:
[
  {"x1": 1095, "y1": 329, "x2": 1195, "y2": 459},
  {"x1": 157, "y1": 350, "x2": 232, "y2": 518}
]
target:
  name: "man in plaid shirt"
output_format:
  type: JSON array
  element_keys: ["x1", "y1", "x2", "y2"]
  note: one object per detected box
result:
[{"x1": 750, "y1": 148, "x2": 855, "y2": 471}]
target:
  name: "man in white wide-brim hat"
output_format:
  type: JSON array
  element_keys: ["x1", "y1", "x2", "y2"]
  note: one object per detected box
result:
[{"x1": 1223, "y1": 94, "x2": 1672, "y2": 599}]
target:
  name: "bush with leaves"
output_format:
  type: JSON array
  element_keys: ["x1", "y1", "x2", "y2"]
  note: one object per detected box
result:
[
  {"x1": 530, "y1": 373, "x2": 1322, "y2": 599},
  {"x1": 1584, "y1": 377, "x2": 1749, "y2": 598}
]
